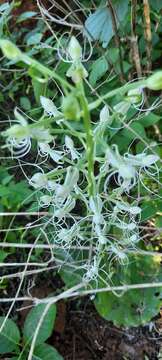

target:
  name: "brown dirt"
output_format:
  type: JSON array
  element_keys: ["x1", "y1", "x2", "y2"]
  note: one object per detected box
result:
[{"x1": 52, "y1": 299, "x2": 162, "y2": 360}]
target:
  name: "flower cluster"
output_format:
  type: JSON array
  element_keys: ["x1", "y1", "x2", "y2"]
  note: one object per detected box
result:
[{"x1": 1, "y1": 37, "x2": 161, "y2": 288}]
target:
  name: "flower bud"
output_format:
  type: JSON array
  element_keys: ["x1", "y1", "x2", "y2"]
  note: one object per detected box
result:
[
  {"x1": 40, "y1": 96, "x2": 63, "y2": 118},
  {"x1": 2, "y1": 124, "x2": 30, "y2": 140},
  {"x1": 100, "y1": 105, "x2": 110, "y2": 122},
  {"x1": 39, "y1": 195, "x2": 52, "y2": 207},
  {"x1": 113, "y1": 101, "x2": 130, "y2": 115},
  {"x1": 68, "y1": 36, "x2": 82, "y2": 61},
  {"x1": 0, "y1": 39, "x2": 22, "y2": 60},
  {"x1": 127, "y1": 88, "x2": 142, "y2": 104},
  {"x1": 62, "y1": 94, "x2": 80, "y2": 120},
  {"x1": 146, "y1": 71, "x2": 162, "y2": 90},
  {"x1": 66, "y1": 63, "x2": 88, "y2": 83}
]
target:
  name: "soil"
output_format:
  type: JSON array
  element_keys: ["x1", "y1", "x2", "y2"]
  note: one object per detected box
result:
[{"x1": 52, "y1": 299, "x2": 162, "y2": 360}]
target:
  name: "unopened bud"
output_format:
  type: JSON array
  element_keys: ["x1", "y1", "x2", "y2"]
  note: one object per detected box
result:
[
  {"x1": 2, "y1": 125, "x2": 30, "y2": 139},
  {"x1": 113, "y1": 101, "x2": 130, "y2": 115},
  {"x1": 0, "y1": 39, "x2": 22, "y2": 60},
  {"x1": 62, "y1": 94, "x2": 80, "y2": 120},
  {"x1": 100, "y1": 105, "x2": 110, "y2": 122},
  {"x1": 146, "y1": 71, "x2": 162, "y2": 90},
  {"x1": 127, "y1": 88, "x2": 142, "y2": 104},
  {"x1": 68, "y1": 36, "x2": 82, "y2": 61}
]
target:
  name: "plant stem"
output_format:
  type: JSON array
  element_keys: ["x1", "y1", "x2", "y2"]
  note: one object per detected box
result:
[
  {"x1": 88, "y1": 79, "x2": 147, "y2": 111},
  {"x1": 20, "y1": 52, "x2": 73, "y2": 92},
  {"x1": 77, "y1": 81, "x2": 95, "y2": 196}
]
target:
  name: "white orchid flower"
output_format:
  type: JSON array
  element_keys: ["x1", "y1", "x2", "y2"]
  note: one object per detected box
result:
[
  {"x1": 54, "y1": 196, "x2": 76, "y2": 218},
  {"x1": 104, "y1": 145, "x2": 159, "y2": 192},
  {"x1": 55, "y1": 167, "x2": 79, "y2": 203},
  {"x1": 114, "y1": 201, "x2": 141, "y2": 215},
  {"x1": 39, "y1": 195, "x2": 52, "y2": 207},
  {"x1": 65, "y1": 135, "x2": 79, "y2": 160},
  {"x1": 40, "y1": 96, "x2": 63, "y2": 120},
  {"x1": 29, "y1": 172, "x2": 56, "y2": 190},
  {"x1": 39, "y1": 142, "x2": 64, "y2": 163}
]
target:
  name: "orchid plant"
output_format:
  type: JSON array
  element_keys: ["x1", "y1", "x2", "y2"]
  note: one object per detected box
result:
[{"x1": 0, "y1": 37, "x2": 162, "y2": 329}]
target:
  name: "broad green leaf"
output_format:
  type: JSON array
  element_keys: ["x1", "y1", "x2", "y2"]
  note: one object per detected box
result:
[
  {"x1": 85, "y1": 0, "x2": 129, "y2": 47},
  {"x1": 0, "y1": 181, "x2": 33, "y2": 208},
  {"x1": 95, "y1": 256, "x2": 162, "y2": 327},
  {"x1": 0, "y1": 250, "x2": 9, "y2": 262},
  {"x1": 89, "y1": 57, "x2": 108, "y2": 86},
  {"x1": 17, "y1": 11, "x2": 37, "y2": 23},
  {"x1": 0, "y1": 185, "x2": 10, "y2": 197},
  {"x1": 23, "y1": 303, "x2": 56, "y2": 345},
  {"x1": 121, "y1": 122, "x2": 146, "y2": 141},
  {"x1": 141, "y1": 201, "x2": 158, "y2": 221},
  {"x1": 155, "y1": 215, "x2": 162, "y2": 228},
  {"x1": 149, "y1": 0, "x2": 162, "y2": 10},
  {"x1": 0, "y1": 317, "x2": 20, "y2": 354},
  {"x1": 139, "y1": 113, "x2": 160, "y2": 128},
  {"x1": 33, "y1": 343, "x2": 64, "y2": 360}
]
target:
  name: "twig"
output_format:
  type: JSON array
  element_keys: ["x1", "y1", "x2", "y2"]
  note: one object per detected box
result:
[
  {"x1": 2, "y1": 280, "x2": 162, "y2": 305},
  {"x1": 36, "y1": 281, "x2": 162, "y2": 304},
  {"x1": 107, "y1": 0, "x2": 125, "y2": 83},
  {"x1": 143, "y1": 0, "x2": 152, "y2": 72},
  {"x1": 28, "y1": 282, "x2": 85, "y2": 360},
  {"x1": 0, "y1": 212, "x2": 49, "y2": 216},
  {"x1": 130, "y1": 0, "x2": 142, "y2": 77}
]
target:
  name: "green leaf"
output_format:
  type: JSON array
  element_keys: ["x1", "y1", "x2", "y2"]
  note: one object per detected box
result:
[
  {"x1": 149, "y1": 0, "x2": 162, "y2": 10},
  {"x1": 17, "y1": 11, "x2": 37, "y2": 23},
  {"x1": 141, "y1": 201, "x2": 158, "y2": 221},
  {"x1": 89, "y1": 57, "x2": 108, "y2": 86},
  {"x1": 23, "y1": 303, "x2": 56, "y2": 345},
  {"x1": 0, "y1": 250, "x2": 9, "y2": 262},
  {"x1": 155, "y1": 215, "x2": 162, "y2": 228},
  {"x1": 33, "y1": 343, "x2": 64, "y2": 360},
  {"x1": 27, "y1": 33, "x2": 43, "y2": 46},
  {"x1": 94, "y1": 256, "x2": 162, "y2": 327},
  {"x1": 20, "y1": 97, "x2": 31, "y2": 111},
  {"x1": 0, "y1": 317, "x2": 20, "y2": 354},
  {"x1": 85, "y1": 0, "x2": 129, "y2": 47},
  {"x1": 0, "y1": 181, "x2": 33, "y2": 208},
  {"x1": 28, "y1": 67, "x2": 47, "y2": 104},
  {"x1": 121, "y1": 122, "x2": 146, "y2": 141},
  {"x1": 139, "y1": 113, "x2": 160, "y2": 128}
]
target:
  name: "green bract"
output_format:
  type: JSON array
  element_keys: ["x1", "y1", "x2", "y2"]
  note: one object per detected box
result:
[
  {"x1": 68, "y1": 36, "x2": 82, "y2": 61},
  {"x1": 146, "y1": 71, "x2": 162, "y2": 90},
  {"x1": 0, "y1": 39, "x2": 22, "y2": 60},
  {"x1": 62, "y1": 94, "x2": 81, "y2": 120}
]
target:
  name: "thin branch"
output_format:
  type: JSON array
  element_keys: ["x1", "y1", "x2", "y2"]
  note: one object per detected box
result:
[
  {"x1": 107, "y1": 0, "x2": 125, "y2": 83},
  {"x1": 130, "y1": 0, "x2": 142, "y2": 77},
  {"x1": 143, "y1": 0, "x2": 152, "y2": 72},
  {"x1": 1, "y1": 280, "x2": 162, "y2": 305},
  {"x1": 0, "y1": 212, "x2": 49, "y2": 216},
  {"x1": 36, "y1": 281, "x2": 162, "y2": 304},
  {"x1": 28, "y1": 282, "x2": 85, "y2": 360}
]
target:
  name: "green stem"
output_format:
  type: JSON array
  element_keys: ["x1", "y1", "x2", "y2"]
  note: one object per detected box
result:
[
  {"x1": 88, "y1": 79, "x2": 147, "y2": 111},
  {"x1": 22, "y1": 54, "x2": 73, "y2": 92},
  {"x1": 77, "y1": 82, "x2": 95, "y2": 196}
]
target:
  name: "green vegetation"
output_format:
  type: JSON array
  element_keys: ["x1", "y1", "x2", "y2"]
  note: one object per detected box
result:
[{"x1": 0, "y1": 1, "x2": 162, "y2": 358}]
